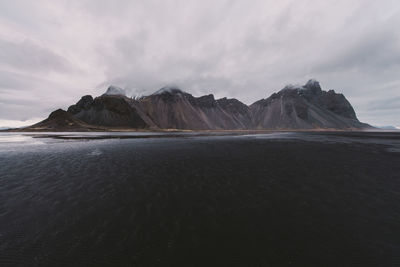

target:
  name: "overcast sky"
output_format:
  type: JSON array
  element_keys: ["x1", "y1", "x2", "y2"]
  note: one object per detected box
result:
[{"x1": 0, "y1": 0, "x2": 399, "y2": 127}]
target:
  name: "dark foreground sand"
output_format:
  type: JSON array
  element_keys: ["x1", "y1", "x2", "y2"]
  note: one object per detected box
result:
[{"x1": 0, "y1": 132, "x2": 399, "y2": 266}]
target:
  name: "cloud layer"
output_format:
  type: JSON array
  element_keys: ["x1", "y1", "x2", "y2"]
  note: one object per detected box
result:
[{"x1": 0, "y1": 0, "x2": 399, "y2": 126}]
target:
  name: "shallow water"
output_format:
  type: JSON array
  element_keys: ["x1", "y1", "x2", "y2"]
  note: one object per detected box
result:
[{"x1": 0, "y1": 131, "x2": 400, "y2": 266}]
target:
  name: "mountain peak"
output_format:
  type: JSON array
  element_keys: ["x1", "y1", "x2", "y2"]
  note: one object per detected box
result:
[
  {"x1": 48, "y1": 109, "x2": 70, "y2": 119},
  {"x1": 278, "y1": 80, "x2": 322, "y2": 94},
  {"x1": 303, "y1": 79, "x2": 322, "y2": 93},
  {"x1": 103, "y1": 85, "x2": 126, "y2": 96},
  {"x1": 152, "y1": 86, "x2": 187, "y2": 96}
]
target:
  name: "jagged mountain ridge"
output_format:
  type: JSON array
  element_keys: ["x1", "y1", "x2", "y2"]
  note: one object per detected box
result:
[
  {"x1": 137, "y1": 87, "x2": 253, "y2": 129},
  {"x1": 31, "y1": 80, "x2": 371, "y2": 130},
  {"x1": 66, "y1": 86, "x2": 253, "y2": 130},
  {"x1": 250, "y1": 80, "x2": 369, "y2": 129}
]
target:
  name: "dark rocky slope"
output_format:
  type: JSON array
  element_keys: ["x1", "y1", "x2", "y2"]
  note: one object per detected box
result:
[
  {"x1": 28, "y1": 109, "x2": 104, "y2": 131},
  {"x1": 67, "y1": 94, "x2": 148, "y2": 128}
]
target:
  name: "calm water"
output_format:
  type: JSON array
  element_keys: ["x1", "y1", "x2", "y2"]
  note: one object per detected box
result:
[{"x1": 0, "y1": 131, "x2": 400, "y2": 266}]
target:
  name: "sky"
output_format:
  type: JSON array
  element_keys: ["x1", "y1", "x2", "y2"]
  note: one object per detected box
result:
[{"x1": 0, "y1": 0, "x2": 399, "y2": 128}]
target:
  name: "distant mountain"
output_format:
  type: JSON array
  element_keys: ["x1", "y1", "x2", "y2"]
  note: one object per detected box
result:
[
  {"x1": 24, "y1": 80, "x2": 372, "y2": 131},
  {"x1": 374, "y1": 125, "x2": 399, "y2": 130}
]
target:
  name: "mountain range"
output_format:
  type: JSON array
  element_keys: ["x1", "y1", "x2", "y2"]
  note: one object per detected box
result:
[{"x1": 26, "y1": 80, "x2": 371, "y2": 131}]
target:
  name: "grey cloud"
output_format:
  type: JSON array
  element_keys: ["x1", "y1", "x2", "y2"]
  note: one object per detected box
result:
[
  {"x1": 314, "y1": 29, "x2": 400, "y2": 74},
  {"x1": 368, "y1": 97, "x2": 400, "y2": 111},
  {"x1": 0, "y1": 39, "x2": 73, "y2": 73},
  {"x1": 0, "y1": 69, "x2": 83, "y2": 120},
  {"x1": 0, "y1": 0, "x2": 399, "y2": 127}
]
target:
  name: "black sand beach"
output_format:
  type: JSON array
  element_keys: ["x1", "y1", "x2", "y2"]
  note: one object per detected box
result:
[{"x1": 0, "y1": 131, "x2": 400, "y2": 266}]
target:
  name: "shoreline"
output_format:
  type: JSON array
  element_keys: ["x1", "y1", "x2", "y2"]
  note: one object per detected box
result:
[
  {"x1": 0, "y1": 127, "x2": 388, "y2": 133},
  {"x1": 2, "y1": 129, "x2": 399, "y2": 141}
]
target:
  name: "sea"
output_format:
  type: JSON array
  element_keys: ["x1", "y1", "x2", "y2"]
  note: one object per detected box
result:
[{"x1": 0, "y1": 131, "x2": 400, "y2": 266}]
